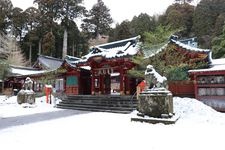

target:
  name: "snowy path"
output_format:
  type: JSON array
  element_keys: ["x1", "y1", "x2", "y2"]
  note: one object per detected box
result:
[
  {"x1": 0, "y1": 109, "x2": 89, "y2": 130},
  {"x1": 1, "y1": 96, "x2": 225, "y2": 150}
]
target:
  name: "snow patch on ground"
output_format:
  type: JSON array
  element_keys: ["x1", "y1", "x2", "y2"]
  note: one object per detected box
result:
[
  {"x1": 0, "y1": 95, "x2": 60, "y2": 118},
  {"x1": 0, "y1": 95, "x2": 225, "y2": 150}
]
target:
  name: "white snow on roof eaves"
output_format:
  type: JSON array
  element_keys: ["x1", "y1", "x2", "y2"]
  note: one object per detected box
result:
[
  {"x1": 80, "y1": 66, "x2": 91, "y2": 70},
  {"x1": 65, "y1": 55, "x2": 81, "y2": 60},
  {"x1": 147, "y1": 43, "x2": 169, "y2": 58},
  {"x1": 189, "y1": 64, "x2": 225, "y2": 73},
  {"x1": 81, "y1": 42, "x2": 139, "y2": 60},
  {"x1": 171, "y1": 39, "x2": 210, "y2": 52},
  {"x1": 211, "y1": 58, "x2": 225, "y2": 65},
  {"x1": 94, "y1": 36, "x2": 140, "y2": 48},
  {"x1": 189, "y1": 58, "x2": 225, "y2": 73},
  {"x1": 11, "y1": 67, "x2": 48, "y2": 76}
]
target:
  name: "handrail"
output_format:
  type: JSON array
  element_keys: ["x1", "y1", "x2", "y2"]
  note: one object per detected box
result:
[{"x1": 130, "y1": 91, "x2": 137, "y2": 109}]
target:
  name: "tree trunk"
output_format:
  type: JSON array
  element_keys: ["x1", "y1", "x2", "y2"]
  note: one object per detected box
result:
[
  {"x1": 62, "y1": 28, "x2": 68, "y2": 59},
  {"x1": 72, "y1": 41, "x2": 75, "y2": 56},
  {"x1": 38, "y1": 39, "x2": 42, "y2": 55},
  {"x1": 29, "y1": 44, "x2": 32, "y2": 66}
]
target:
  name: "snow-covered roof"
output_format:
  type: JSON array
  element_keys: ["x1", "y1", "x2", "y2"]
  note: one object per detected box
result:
[
  {"x1": 189, "y1": 58, "x2": 225, "y2": 73},
  {"x1": 170, "y1": 39, "x2": 211, "y2": 53},
  {"x1": 75, "y1": 36, "x2": 141, "y2": 64},
  {"x1": 80, "y1": 66, "x2": 91, "y2": 70},
  {"x1": 64, "y1": 55, "x2": 81, "y2": 63},
  {"x1": 34, "y1": 55, "x2": 63, "y2": 70},
  {"x1": 146, "y1": 36, "x2": 211, "y2": 59},
  {"x1": 146, "y1": 43, "x2": 169, "y2": 58},
  {"x1": 9, "y1": 65, "x2": 48, "y2": 76}
]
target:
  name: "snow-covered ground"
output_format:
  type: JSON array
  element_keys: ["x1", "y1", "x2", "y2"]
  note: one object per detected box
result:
[{"x1": 0, "y1": 95, "x2": 225, "y2": 150}]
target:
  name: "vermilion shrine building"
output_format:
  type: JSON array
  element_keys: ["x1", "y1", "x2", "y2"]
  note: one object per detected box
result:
[
  {"x1": 73, "y1": 36, "x2": 141, "y2": 95},
  {"x1": 4, "y1": 36, "x2": 225, "y2": 111},
  {"x1": 5, "y1": 36, "x2": 140, "y2": 96}
]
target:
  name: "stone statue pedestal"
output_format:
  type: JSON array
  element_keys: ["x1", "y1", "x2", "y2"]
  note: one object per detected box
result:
[
  {"x1": 131, "y1": 89, "x2": 179, "y2": 124},
  {"x1": 138, "y1": 89, "x2": 173, "y2": 118},
  {"x1": 131, "y1": 65, "x2": 179, "y2": 124},
  {"x1": 17, "y1": 77, "x2": 35, "y2": 105},
  {"x1": 17, "y1": 89, "x2": 35, "y2": 104}
]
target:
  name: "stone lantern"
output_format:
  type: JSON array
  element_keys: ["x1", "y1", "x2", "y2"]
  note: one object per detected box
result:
[{"x1": 17, "y1": 77, "x2": 35, "y2": 104}]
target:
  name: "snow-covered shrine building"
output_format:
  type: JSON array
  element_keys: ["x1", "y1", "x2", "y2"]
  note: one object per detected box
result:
[
  {"x1": 167, "y1": 36, "x2": 225, "y2": 111},
  {"x1": 189, "y1": 58, "x2": 225, "y2": 111},
  {"x1": 4, "y1": 35, "x2": 225, "y2": 112},
  {"x1": 6, "y1": 55, "x2": 92, "y2": 96},
  {"x1": 71, "y1": 36, "x2": 141, "y2": 95},
  {"x1": 5, "y1": 36, "x2": 141, "y2": 97}
]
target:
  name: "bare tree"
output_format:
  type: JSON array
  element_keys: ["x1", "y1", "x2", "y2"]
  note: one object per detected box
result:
[{"x1": 0, "y1": 31, "x2": 28, "y2": 66}]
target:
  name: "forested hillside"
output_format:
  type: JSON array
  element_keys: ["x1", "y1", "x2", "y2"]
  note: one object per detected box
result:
[{"x1": 1, "y1": 0, "x2": 225, "y2": 65}]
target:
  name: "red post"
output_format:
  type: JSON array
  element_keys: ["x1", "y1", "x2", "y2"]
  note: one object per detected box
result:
[
  {"x1": 91, "y1": 70, "x2": 95, "y2": 95},
  {"x1": 45, "y1": 85, "x2": 52, "y2": 103},
  {"x1": 120, "y1": 69, "x2": 124, "y2": 95},
  {"x1": 193, "y1": 74, "x2": 198, "y2": 99}
]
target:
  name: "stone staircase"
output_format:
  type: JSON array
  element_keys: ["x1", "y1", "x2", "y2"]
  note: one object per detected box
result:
[{"x1": 57, "y1": 95, "x2": 137, "y2": 113}]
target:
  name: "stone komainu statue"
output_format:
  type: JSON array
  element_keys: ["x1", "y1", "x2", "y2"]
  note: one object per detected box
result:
[
  {"x1": 24, "y1": 77, "x2": 33, "y2": 90},
  {"x1": 145, "y1": 65, "x2": 168, "y2": 90}
]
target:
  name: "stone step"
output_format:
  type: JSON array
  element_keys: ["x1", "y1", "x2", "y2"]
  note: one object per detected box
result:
[
  {"x1": 61, "y1": 99, "x2": 137, "y2": 105},
  {"x1": 57, "y1": 95, "x2": 137, "y2": 113},
  {"x1": 59, "y1": 101, "x2": 137, "y2": 108},
  {"x1": 57, "y1": 105, "x2": 133, "y2": 114},
  {"x1": 57, "y1": 103, "x2": 136, "y2": 110},
  {"x1": 60, "y1": 101, "x2": 136, "y2": 108},
  {"x1": 65, "y1": 95, "x2": 136, "y2": 101}
]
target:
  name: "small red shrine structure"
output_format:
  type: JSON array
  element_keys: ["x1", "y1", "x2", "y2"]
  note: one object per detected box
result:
[
  {"x1": 189, "y1": 58, "x2": 225, "y2": 111},
  {"x1": 5, "y1": 55, "x2": 91, "y2": 96}
]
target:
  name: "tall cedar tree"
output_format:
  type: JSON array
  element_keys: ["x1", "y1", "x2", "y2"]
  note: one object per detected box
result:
[
  {"x1": 81, "y1": 0, "x2": 113, "y2": 38},
  {"x1": 0, "y1": 0, "x2": 13, "y2": 33},
  {"x1": 58, "y1": 0, "x2": 85, "y2": 59}
]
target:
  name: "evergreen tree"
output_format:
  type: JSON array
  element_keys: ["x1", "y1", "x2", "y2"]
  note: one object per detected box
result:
[
  {"x1": 108, "y1": 21, "x2": 133, "y2": 42},
  {"x1": 192, "y1": 0, "x2": 225, "y2": 48},
  {"x1": 81, "y1": 0, "x2": 113, "y2": 38},
  {"x1": 0, "y1": 0, "x2": 13, "y2": 33},
  {"x1": 130, "y1": 13, "x2": 156, "y2": 37},
  {"x1": 128, "y1": 25, "x2": 176, "y2": 79},
  {"x1": 161, "y1": 3, "x2": 194, "y2": 37},
  {"x1": 11, "y1": 7, "x2": 25, "y2": 42},
  {"x1": 57, "y1": 0, "x2": 85, "y2": 59},
  {"x1": 42, "y1": 32, "x2": 55, "y2": 56},
  {"x1": 212, "y1": 25, "x2": 225, "y2": 58}
]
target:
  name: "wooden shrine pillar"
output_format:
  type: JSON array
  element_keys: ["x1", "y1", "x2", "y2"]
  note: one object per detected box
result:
[
  {"x1": 193, "y1": 74, "x2": 198, "y2": 99},
  {"x1": 99, "y1": 74, "x2": 103, "y2": 94},
  {"x1": 120, "y1": 69, "x2": 124, "y2": 95},
  {"x1": 125, "y1": 75, "x2": 130, "y2": 95},
  {"x1": 91, "y1": 70, "x2": 95, "y2": 95}
]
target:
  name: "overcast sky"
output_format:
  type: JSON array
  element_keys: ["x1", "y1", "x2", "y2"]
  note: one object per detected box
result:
[{"x1": 11, "y1": 0, "x2": 198, "y2": 26}]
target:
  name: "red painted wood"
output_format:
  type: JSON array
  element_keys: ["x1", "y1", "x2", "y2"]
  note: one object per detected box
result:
[{"x1": 168, "y1": 80, "x2": 195, "y2": 97}]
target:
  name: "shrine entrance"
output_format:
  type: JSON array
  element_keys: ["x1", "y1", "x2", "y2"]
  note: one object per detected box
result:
[
  {"x1": 79, "y1": 54, "x2": 138, "y2": 95},
  {"x1": 102, "y1": 74, "x2": 111, "y2": 94}
]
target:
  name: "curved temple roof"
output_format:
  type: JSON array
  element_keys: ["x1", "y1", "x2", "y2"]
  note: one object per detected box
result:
[{"x1": 73, "y1": 36, "x2": 141, "y2": 65}]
